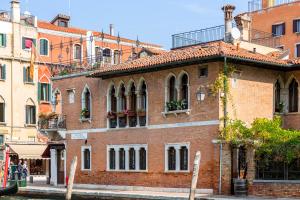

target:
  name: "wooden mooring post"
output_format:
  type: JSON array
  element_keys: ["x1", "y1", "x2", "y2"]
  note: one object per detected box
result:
[
  {"x1": 66, "y1": 156, "x2": 77, "y2": 200},
  {"x1": 189, "y1": 151, "x2": 201, "y2": 200}
]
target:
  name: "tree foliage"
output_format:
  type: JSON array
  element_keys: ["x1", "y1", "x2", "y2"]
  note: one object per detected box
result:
[{"x1": 222, "y1": 116, "x2": 300, "y2": 163}]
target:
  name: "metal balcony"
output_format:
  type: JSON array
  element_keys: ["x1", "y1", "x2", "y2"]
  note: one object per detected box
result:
[{"x1": 38, "y1": 115, "x2": 66, "y2": 131}]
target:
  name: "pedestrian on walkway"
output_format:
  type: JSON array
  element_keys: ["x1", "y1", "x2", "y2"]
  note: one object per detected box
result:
[
  {"x1": 17, "y1": 160, "x2": 22, "y2": 180},
  {"x1": 22, "y1": 161, "x2": 28, "y2": 179}
]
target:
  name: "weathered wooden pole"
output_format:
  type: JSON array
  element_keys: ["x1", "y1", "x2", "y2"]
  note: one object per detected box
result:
[
  {"x1": 189, "y1": 151, "x2": 201, "y2": 200},
  {"x1": 66, "y1": 156, "x2": 77, "y2": 200}
]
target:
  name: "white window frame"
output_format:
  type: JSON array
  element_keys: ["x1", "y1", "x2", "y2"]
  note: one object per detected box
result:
[
  {"x1": 67, "y1": 89, "x2": 75, "y2": 104},
  {"x1": 164, "y1": 142, "x2": 190, "y2": 173},
  {"x1": 81, "y1": 85, "x2": 92, "y2": 120},
  {"x1": 39, "y1": 38, "x2": 49, "y2": 56},
  {"x1": 73, "y1": 43, "x2": 82, "y2": 61},
  {"x1": 81, "y1": 146, "x2": 91, "y2": 171},
  {"x1": 106, "y1": 144, "x2": 148, "y2": 172}
]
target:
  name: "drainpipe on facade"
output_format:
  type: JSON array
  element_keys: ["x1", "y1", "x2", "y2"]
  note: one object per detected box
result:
[{"x1": 219, "y1": 56, "x2": 228, "y2": 195}]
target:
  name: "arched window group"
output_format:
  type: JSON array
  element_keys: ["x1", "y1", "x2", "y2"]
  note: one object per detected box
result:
[
  {"x1": 108, "y1": 145, "x2": 147, "y2": 171},
  {"x1": 166, "y1": 72, "x2": 189, "y2": 112},
  {"x1": 81, "y1": 86, "x2": 91, "y2": 119},
  {"x1": 107, "y1": 79, "x2": 147, "y2": 128},
  {"x1": 274, "y1": 77, "x2": 299, "y2": 113},
  {"x1": 166, "y1": 144, "x2": 189, "y2": 172}
]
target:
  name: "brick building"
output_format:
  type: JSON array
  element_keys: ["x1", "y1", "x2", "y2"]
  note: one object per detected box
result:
[
  {"x1": 50, "y1": 4, "x2": 300, "y2": 197},
  {"x1": 247, "y1": 0, "x2": 300, "y2": 58}
]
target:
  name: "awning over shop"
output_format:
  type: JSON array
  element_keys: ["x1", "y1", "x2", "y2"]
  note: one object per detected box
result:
[{"x1": 9, "y1": 144, "x2": 49, "y2": 160}]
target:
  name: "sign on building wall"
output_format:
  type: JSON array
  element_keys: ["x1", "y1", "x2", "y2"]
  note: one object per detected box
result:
[{"x1": 71, "y1": 133, "x2": 87, "y2": 140}]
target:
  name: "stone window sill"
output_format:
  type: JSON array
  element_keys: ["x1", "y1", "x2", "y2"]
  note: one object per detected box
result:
[
  {"x1": 24, "y1": 82, "x2": 34, "y2": 85},
  {"x1": 25, "y1": 124, "x2": 36, "y2": 127},
  {"x1": 107, "y1": 169, "x2": 148, "y2": 173},
  {"x1": 164, "y1": 170, "x2": 190, "y2": 174},
  {"x1": 0, "y1": 79, "x2": 5, "y2": 82},
  {"x1": 108, "y1": 126, "x2": 148, "y2": 131},
  {"x1": 40, "y1": 101, "x2": 50, "y2": 104},
  {"x1": 0, "y1": 122, "x2": 6, "y2": 126},
  {"x1": 253, "y1": 180, "x2": 300, "y2": 184},
  {"x1": 162, "y1": 109, "x2": 191, "y2": 117},
  {"x1": 80, "y1": 118, "x2": 91, "y2": 123}
]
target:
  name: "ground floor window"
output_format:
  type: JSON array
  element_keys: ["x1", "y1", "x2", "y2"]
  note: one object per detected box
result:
[
  {"x1": 256, "y1": 156, "x2": 300, "y2": 180},
  {"x1": 165, "y1": 143, "x2": 189, "y2": 172},
  {"x1": 29, "y1": 159, "x2": 46, "y2": 175},
  {"x1": 81, "y1": 146, "x2": 91, "y2": 170},
  {"x1": 108, "y1": 144, "x2": 147, "y2": 171}
]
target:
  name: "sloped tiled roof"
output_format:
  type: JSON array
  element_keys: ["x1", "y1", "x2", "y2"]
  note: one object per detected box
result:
[
  {"x1": 37, "y1": 20, "x2": 162, "y2": 48},
  {"x1": 90, "y1": 41, "x2": 289, "y2": 77}
]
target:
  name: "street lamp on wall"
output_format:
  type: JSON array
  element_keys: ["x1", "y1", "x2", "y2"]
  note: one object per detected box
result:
[{"x1": 196, "y1": 90, "x2": 205, "y2": 101}]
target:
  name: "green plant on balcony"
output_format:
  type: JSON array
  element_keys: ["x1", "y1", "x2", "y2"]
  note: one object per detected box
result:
[
  {"x1": 166, "y1": 100, "x2": 187, "y2": 112},
  {"x1": 81, "y1": 108, "x2": 90, "y2": 119}
]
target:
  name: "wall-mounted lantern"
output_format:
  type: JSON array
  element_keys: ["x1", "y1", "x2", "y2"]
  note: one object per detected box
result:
[{"x1": 196, "y1": 90, "x2": 205, "y2": 101}]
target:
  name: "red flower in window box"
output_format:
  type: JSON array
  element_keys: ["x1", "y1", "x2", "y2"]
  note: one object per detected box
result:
[
  {"x1": 127, "y1": 110, "x2": 137, "y2": 117},
  {"x1": 107, "y1": 111, "x2": 116, "y2": 119}
]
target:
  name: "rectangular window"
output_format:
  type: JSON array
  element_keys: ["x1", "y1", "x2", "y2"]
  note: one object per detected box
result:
[
  {"x1": 40, "y1": 39, "x2": 49, "y2": 56},
  {"x1": 81, "y1": 146, "x2": 91, "y2": 170},
  {"x1": 74, "y1": 44, "x2": 81, "y2": 60},
  {"x1": 22, "y1": 37, "x2": 36, "y2": 50},
  {"x1": 0, "y1": 34, "x2": 6, "y2": 47},
  {"x1": 26, "y1": 105, "x2": 36, "y2": 125},
  {"x1": 67, "y1": 90, "x2": 75, "y2": 104},
  {"x1": 95, "y1": 47, "x2": 102, "y2": 63},
  {"x1": 272, "y1": 23, "x2": 285, "y2": 36},
  {"x1": 296, "y1": 44, "x2": 300, "y2": 58},
  {"x1": 0, "y1": 103, "x2": 4, "y2": 123},
  {"x1": 165, "y1": 143, "x2": 189, "y2": 172},
  {"x1": 108, "y1": 145, "x2": 147, "y2": 171},
  {"x1": 23, "y1": 66, "x2": 33, "y2": 83},
  {"x1": 40, "y1": 83, "x2": 50, "y2": 102},
  {"x1": 293, "y1": 19, "x2": 300, "y2": 33},
  {"x1": 199, "y1": 66, "x2": 208, "y2": 78},
  {"x1": 0, "y1": 135, "x2": 4, "y2": 145},
  {"x1": 0, "y1": 64, "x2": 6, "y2": 80}
]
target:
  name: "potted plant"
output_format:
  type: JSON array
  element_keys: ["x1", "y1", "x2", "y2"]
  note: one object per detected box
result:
[
  {"x1": 127, "y1": 110, "x2": 137, "y2": 117},
  {"x1": 107, "y1": 111, "x2": 116, "y2": 119},
  {"x1": 137, "y1": 109, "x2": 146, "y2": 116},
  {"x1": 117, "y1": 110, "x2": 127, "y2": 118},
  {"x1": 81, "y1": 108, "x2": 90, "y2": 118},
  {"x1": 166, "y1": 101, "x2": 177, "y2": 111}
]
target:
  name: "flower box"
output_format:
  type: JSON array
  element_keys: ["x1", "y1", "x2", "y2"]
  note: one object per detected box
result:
[
  {"x1": 107, "y1": 111, "x2": 116, "y2": 119},
  {"x1": 127, "y1": 110, "x2": 137, "y2": 117}
]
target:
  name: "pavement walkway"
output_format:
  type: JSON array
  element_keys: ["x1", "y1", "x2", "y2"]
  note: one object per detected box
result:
[{"x1": 18, "y1": 185, "x2": 300, "y2": 200}]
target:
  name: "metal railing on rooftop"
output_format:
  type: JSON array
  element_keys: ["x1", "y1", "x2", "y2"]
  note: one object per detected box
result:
[{"x1": 172, "y1": 25, "x2": 225, "y2": 49}]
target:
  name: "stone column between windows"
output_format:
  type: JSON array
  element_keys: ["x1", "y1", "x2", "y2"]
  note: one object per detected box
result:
[
  {"x1": 281, "y1": 88, "x2": 288, "y2": 113},
  {"x1": 115, "y1": 147, "x2": 120, "y2": 170},
  {"x1": 175, "y1": 146, "x2": 181, "y2": 171},
  {"x1": 125, "y1": 147, "x2": 130, "y2": 171},
  {"x1": 126, "y1": 95, "x2": 130, "y2": 128},
  {"x1": 116, "y1": 96, "x2": 120, "y2": 128},
  {"x1": 134, "y1": 147, "x2": 140, "y2": 171},
  {"x1": 136, "y1": 93, "x2": 141, "y2": 127}
]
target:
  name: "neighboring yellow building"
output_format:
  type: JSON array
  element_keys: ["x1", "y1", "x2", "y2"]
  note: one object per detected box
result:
[{"x1": 0, "y1": 1, "x2": 48, "y2": 176}]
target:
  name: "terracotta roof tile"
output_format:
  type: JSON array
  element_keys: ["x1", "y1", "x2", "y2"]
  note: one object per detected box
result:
[
  {"x1": 90, "y1": 41, "x2": 289, "y2": 77},
  {"x1": 37, "y1": 20, "x2": 162, "y2": 48}
]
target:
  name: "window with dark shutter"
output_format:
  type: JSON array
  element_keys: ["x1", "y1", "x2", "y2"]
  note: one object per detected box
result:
[
  {"x1": 169, "y1": 76, "x2": 176, "y2": 102},
  {"x1": 180, "y1": 74, "x2": 189, "y2": 109},
  {"x1": 0, "y1": 34, "x2": 6, "y2": 47},
  {"x1": 0, "y1": 64, "x2": 5, "y2": 80},
  {"x1": 83, "y1": 148, "x2": 91, "y2": 170},
  {"x1": 180, "y1": 146, "x2": 188, "y2": 171},
  {"x1": 296, "y1": 44, "x2": 300, "y2": 58},
  {"x1": 293, "y1": 19, "x2": 300, "y2": 33},
  {"x1": 168, "y1": 147, "x2": 176, "y2": 171},
  {"x1": 109, "y1": 148, "x2": 116, "y2": 170},
  {"x1": 26, "y1": 105, "x2": 36, "y2": 124},
  {"x1": 275, "y1": 80, "x2": 281, "y2": 112},
  {"x1": 139, "y1": 148, "x2": 147, "y2": 170},
  {"x1": 119, "y1": 148, "x2": 125, "y2": 170},
  {"x1": 129, "y1": 148, "x2": 135, "y2": 170},
  {"x1": 40, "y1": 39, "x2": 49, "y2": 56},
  {"x1": 0, "y1": 96, "x2": 5, "y2": 123}
]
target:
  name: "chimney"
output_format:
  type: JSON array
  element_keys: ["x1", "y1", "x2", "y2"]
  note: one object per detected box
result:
[
  {"x1": 262, "y1": 0, "x2": 275, "y2": 9},
  {"x1": 222, "y1": 4, "x2": 236, "y2": 43},
  {"x1": 11, "y1": 0, "x2": 20, "y2": 23},
  {"x1": 109, "y1": 24, "x2": 115, "y2": 36}
]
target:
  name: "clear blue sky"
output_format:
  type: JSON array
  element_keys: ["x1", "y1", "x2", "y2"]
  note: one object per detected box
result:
[{"x1": 2, "y1": 0, "x2": 248, "y2": 49}]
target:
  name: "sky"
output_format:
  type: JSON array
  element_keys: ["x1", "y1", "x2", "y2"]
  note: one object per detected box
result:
[{"x1": 1, "y1": 0, "x2": 248, "y2": 49}]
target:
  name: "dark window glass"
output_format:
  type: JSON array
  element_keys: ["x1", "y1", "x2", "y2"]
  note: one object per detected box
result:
[
  {"x1": 109, "y1": 148, "x2": 115, "y2": 170},
  {"x1": 74, "y1": 44, "x2": 81, "y2": 60},
  {"x1": 110, "y1": 86, "x2": 117, "y2": 112},
  {"x1": 0, "y1": 135, "x2": 3, "y2": 145},
  {"x1": 130, "y1": 84, "x2": 136, "y2": 111},
  {"x1": 296, "y1": 44, "x2": 300, "y2": 58},
  {"x1": 139, "y1": 148, "x2": 147, "y2": 170},
  {"x1": 119, "y1": 148, "x2": 125, "y2": 170},
  {"x1": 199, "y1": 67, "x2": 208, "y2": 77},
  {"x1": 40, "y1": 39, "x2": 48, "y2": 55},
  {"x1": 83, "y1": 148, "x2": 91, "y2": 170},
  {"x1": 0, "y1": 102, "x2": 4, "y2": 123},
  {"x1": 272, "y1": 23, "x2": 285, "y2": 36},
  {"x1": 58, "y1": 20, "x2": 68, "y2": 27},
  {"x1": 129, "y1": 148, "x2": 135, "y2": 170},
  {"x1": 293, "y1": 19, "x2": 300, "y2": 33},
  {"x1": 169, "y1": 76, "x2": 176, "y2": 102},
  {"x1": 180, "y1": 146, "x2": 188, "y2": 171},
  {"x1": 26, "y1": 105, "x2": 36, "y2": 124},
  {"x1": 103, "y1": 49, "x2": 111, "y2": 64},
  {"x1": 41, "y1": 83, "x2": 50, "y2": 101},
  {"x1": 289, "y1": 79, "x2": 298, "y2": 113},
  {"x1": 141, "y1": 81, "x2": 147, "y2": 110},
  {"x1": 181, "y1": 74, "x2": 189, "y2": 109},
  {"x1": 275, "y1": 80, "x2": 281, "y2": 112},
  {"x1": 95, "y1": 47, "x2": 102, "y2": 62},
  {"x1": 120, "y1": 85, "x2": 126, "y2": 111},
  {"x1": 168, "y1": 147, "x2": 176, "y2": 171}
]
